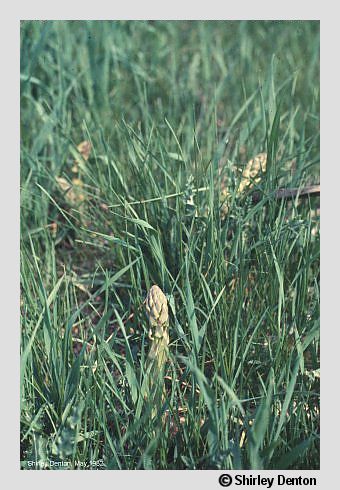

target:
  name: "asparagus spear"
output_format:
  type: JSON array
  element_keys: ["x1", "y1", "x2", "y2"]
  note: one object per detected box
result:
[{"x1": 144, "y1": 285, "x2": 169, "y2": 420}]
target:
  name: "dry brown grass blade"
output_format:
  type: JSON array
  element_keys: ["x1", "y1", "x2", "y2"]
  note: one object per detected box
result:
[{"x1": 252, "y1": 184, "x2": 320, "y2": 203}]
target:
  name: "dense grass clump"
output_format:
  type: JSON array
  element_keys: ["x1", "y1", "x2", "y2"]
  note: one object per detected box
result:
[{"x1": 20, "y1": 20, "x2": 319, "y2": 470}]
